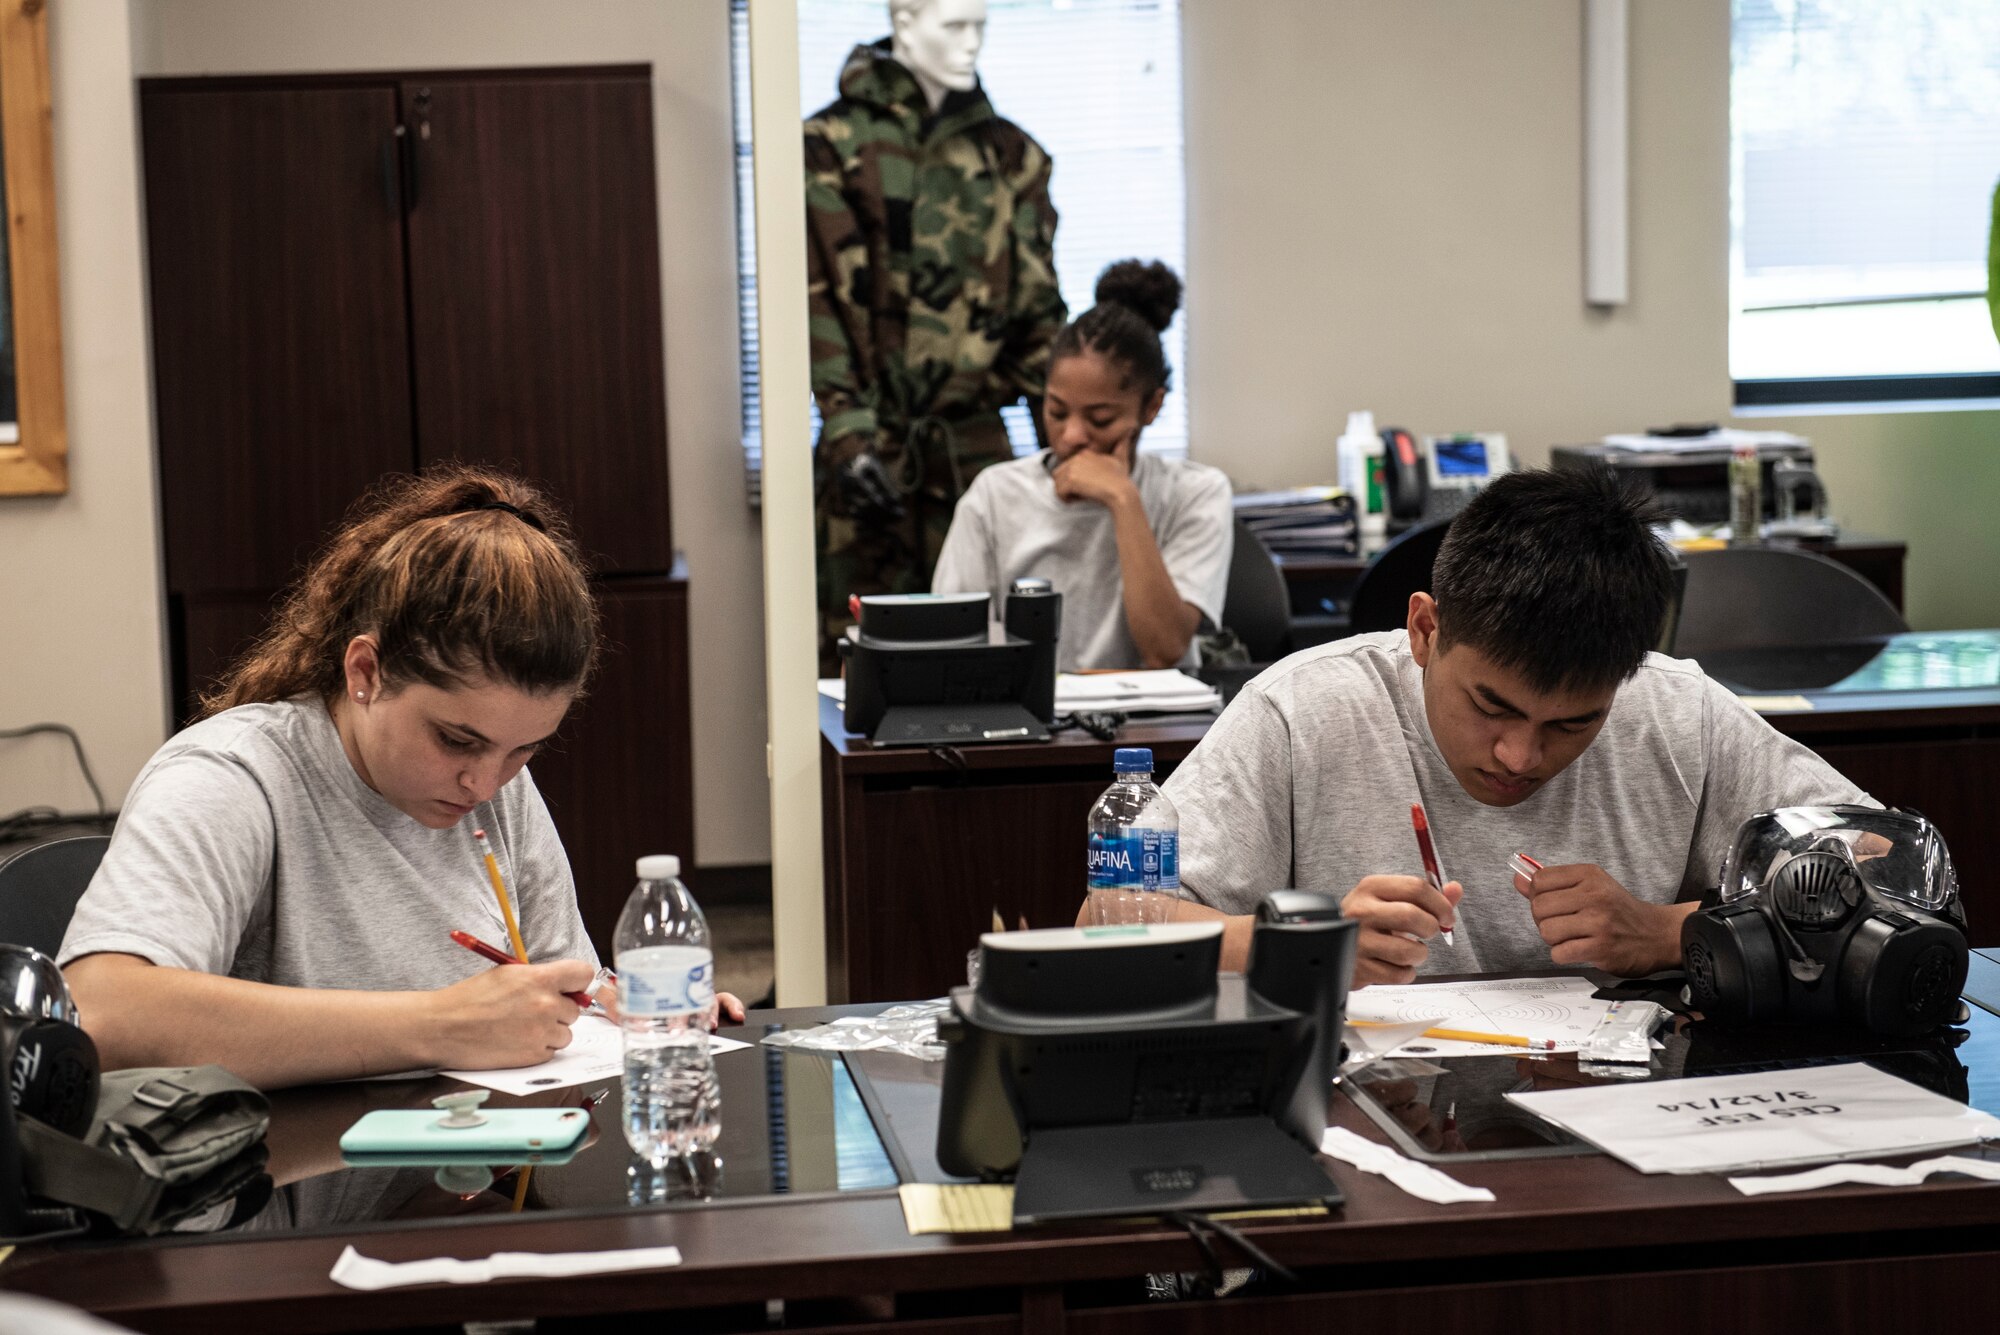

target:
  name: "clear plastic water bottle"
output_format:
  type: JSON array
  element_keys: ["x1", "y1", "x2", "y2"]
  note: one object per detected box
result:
[
  {"x1": 1086, "y1": 747, "x2": 1182, "y2": 926},
  {"x1": 615, "y1": 854, "x2": 719, "y2": 1162}
]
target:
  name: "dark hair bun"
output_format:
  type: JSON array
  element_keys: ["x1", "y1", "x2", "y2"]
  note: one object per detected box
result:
[{"x1": 1094, "y1": 259, "x2": 1182, "y2": 334}]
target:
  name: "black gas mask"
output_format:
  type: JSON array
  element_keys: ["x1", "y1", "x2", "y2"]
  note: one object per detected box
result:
[
  {"x1": 0, "y1": 946, "x2": 98, "y2": 1138},
  {"x1": 1682, "y1": 806, "x2": 1968, "y2": 1037}
]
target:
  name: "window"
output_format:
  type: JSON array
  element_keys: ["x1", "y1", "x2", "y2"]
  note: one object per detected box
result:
[
  {"x1": 732, "y1": 0, "x2": 1186, "y2": 504},
  {"x1": 1731, "y1": 0, "x2": 2000, "y2": 405}
]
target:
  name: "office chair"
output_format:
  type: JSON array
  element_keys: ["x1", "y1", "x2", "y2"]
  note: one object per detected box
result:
[
  {"x1": 1346, "y1": 520, "x2": 1452, "y2": 635},
  {"x1": 0, "y1": 835, "x2": 109, "y2": 957},
  {"x1": 1669, "y1": 547, "x2": 1907, "y2": 657},
  {"x1": 1220, "y1": 517, "x2": 1293, "y2": 663}
]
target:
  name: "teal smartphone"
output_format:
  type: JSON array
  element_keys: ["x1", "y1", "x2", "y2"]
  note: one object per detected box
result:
[{"x1": 339, "y1": 1107, "x2": 591, "y2": 1157}]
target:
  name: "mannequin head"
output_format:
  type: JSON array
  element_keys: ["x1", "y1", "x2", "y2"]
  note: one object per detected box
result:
[{"x1": 890, "y1": 0, "x2": 987, "y2": 109}]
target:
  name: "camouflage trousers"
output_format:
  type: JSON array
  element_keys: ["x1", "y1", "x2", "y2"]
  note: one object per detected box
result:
[{"x1": 815, "y1": 412, "x2": 1014, "y2": 674}]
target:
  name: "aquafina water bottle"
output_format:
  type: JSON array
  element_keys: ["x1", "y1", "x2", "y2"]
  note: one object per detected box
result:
[
  {"x1": 1085, "y1": 747, "x2": 1182, "y2": 926},
  {"x1": 616, "y1": 854, "x2": 719, "y2": 1161}
]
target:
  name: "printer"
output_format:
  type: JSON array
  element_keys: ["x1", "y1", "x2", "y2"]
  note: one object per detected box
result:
[{"x1": 1551, "y1": 430, "x2": 1814, "y2": 526}]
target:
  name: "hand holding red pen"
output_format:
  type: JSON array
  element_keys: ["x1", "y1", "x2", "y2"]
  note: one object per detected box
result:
[{"x1": 1339, "y1": 874, "x2": 1463, "y2": 987}]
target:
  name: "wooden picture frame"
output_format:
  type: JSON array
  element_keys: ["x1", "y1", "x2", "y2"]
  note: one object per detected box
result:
[{"x1": 0, "y1": 0, "x2": 64, "y2": 496}]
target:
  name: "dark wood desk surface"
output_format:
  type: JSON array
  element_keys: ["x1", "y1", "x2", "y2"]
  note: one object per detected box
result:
[
  {"x1": 818, "y1": 694, "x2": 1214, "y2": 777},
  {"x1": 12, "y1": 998, "x2": 2000, "y2": 1334}
]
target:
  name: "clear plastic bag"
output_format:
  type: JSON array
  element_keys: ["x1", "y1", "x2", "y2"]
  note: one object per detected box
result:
[{"x1": 759, "y1": 1000, "x2": 952, "y2": 1062}]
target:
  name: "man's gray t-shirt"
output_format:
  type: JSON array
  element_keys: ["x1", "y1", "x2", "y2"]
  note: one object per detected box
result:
[
  {"x1": 59, "y1": 698, "x2": 598, "y2": 989},
  {"x1": 931, "y1": 450, "x2": 1233, "y2": 672},
  {"x1": 1166, "y1": 632, "x2": 1872, "y2": 974}
]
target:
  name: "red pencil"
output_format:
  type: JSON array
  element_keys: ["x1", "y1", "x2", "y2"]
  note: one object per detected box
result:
[
  {"x1": 450, "y1": 930, "x2": 595, "y2": 1007},
  {"x1": 1410, "y1": 803, "x2": 1455, "y2": 946}
]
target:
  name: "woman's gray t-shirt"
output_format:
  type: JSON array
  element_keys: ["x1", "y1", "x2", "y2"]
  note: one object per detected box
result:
[
  {"x1": 1165, "y1": 632, "x2": 1873, "y2": 975},
  {"x1": 931, "y1": 450, "x2": 1234, "y2": 672},
  {"x1": 59, "y1": 698, "x2": 598, "y2": 989}
]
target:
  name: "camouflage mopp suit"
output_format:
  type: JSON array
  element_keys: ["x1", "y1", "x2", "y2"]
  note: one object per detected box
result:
[{"x1": 806, "y1": 39, "x2": 1066, "y2": 669}]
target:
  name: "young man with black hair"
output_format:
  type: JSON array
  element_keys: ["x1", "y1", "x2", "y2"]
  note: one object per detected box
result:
[{"x1": 1157, "y1": 467, "x2": 1871, "y2": 986}]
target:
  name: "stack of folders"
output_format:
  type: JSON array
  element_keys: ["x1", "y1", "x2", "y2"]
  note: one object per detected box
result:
[{"x1": 1232, "y1": 486, "x2": 1359, "y2": 559}]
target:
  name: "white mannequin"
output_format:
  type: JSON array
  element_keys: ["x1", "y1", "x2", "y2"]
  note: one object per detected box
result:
[{"x1": 889, "y1": 0, "x2": 987, "y2": 111}]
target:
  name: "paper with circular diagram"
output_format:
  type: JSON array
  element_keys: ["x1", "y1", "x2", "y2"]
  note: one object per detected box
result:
[{"x1": 1345, "y1": 976, "x2": 1616, "y2": 1057}]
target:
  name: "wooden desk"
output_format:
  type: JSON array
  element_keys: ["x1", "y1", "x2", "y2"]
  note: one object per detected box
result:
[
  {"x1": 12, "y1": 992, "x2": 2000, "y2": 1334},
  {"x1": 822, "y1": 641, "x2": 2000, "y2": 996},
  {"x1": 820, "y1": 696, "x2": 1212, "y2": 1003}
]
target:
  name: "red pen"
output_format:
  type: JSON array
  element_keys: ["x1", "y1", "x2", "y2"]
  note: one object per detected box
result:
[
  {"x1": 1410, "y1": 803, "x2": 1455, "y2": 946},
  {"x1": 450, "y1": 930, "x2": 597, "y2": 1007}
]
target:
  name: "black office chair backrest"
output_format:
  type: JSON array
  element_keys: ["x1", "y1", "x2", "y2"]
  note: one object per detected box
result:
[
  {"x1": 1347, "y1": 520, "x2": 1453, "y2": 635},
  {"x1": 0, "y1": 835, "x2": 110, "y2": 957},
  {"x1": 1670, "y1": 547, "x2": 1908, "y2": 657},
  {"x1": 1220, "y1": 517, "x2": 1292, "y2": 663}
]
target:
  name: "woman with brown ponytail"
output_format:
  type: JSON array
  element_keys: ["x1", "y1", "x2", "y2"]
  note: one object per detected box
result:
[
  {"x1": 58, "y1": 466, "x2": 740, "y2": 1090},
  {"x1": 931, "y1": 259, "x2": 1233, "y2": 672}
]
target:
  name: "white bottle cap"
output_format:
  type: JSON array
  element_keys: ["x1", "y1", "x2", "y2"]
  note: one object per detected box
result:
[
  {"x1": 636, "y1": 854, "x2": 680, "y2": 880},
  {"x1": 1345, "y1": 409, "x2": 1376, "y2": 438}
]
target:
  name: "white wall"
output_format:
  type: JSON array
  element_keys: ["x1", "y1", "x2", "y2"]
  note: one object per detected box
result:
[
  {"x1": 0, "y1": 0, "x2": 165, "y2": 818},
  {"x1": 1184, "y1": 0, "x2": 2000, "y2": 630},
  {"x1": 131, "y1": 0, "x2": 772, "y2": 865}
]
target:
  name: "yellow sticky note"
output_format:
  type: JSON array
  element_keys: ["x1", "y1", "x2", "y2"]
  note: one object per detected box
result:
[
  {"x1": 898, "y1": 1182, "x2": 1015, "y2": 1234},
  {"x1": 1739, "y1": 694, "x2": 1815, "y2": 712}
]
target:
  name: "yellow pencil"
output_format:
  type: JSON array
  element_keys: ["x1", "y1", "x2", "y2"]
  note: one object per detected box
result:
[
  {"x1": 473, "y1": 827, "x2": 530, "y2": 963},
  {"x1": 1350, "y1": 1019, "x2": 1555, "y2": 1049}
]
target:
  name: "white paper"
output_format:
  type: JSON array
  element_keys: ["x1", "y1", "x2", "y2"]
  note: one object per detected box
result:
[
  {"x1": 1601, "y1": 427, "x2": 1806, "y2": 453},
  {"x1": 1319, "y1": 1126, "x2": 1495, "y2": 1204},
  {"x1": 1728, "y1": 1154, "x2": 2000, "y2": 1196},
  {"x1": 443, "y1": 1015, "x2": 751, "y2": 1096},
  {"x1": 1346, "y1": 977, "x2": 1613, "y2": 1056},
  {"x1": 330, "y1": 1243, "x2": 683, "y2": 1290},
  {"x1": 1506, "y1": 1062, "x2": 2000, "y2": 1175},
  {"x1": 818, "y1": 671, "x2": 1220, "y2": 716}
]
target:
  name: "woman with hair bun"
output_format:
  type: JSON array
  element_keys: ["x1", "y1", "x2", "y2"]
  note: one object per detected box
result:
[
  {"x1": 932, "y1": 259, "x2": 1232, "y2": 671},
  {"x1": 60, "y1": 465, "x2": 740, "y2": 1089}
]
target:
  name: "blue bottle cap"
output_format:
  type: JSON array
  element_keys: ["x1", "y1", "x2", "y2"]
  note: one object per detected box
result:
[{"x1": 1113, "y1": 747, "x2": 1154, "y2": 773}]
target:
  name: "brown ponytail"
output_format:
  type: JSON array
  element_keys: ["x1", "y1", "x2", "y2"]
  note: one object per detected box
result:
[{"x1": 202, "y1": 465, "x2": 599, "y2": 716}]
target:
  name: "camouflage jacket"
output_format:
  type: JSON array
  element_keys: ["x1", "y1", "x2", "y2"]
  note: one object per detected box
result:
[{"x1": 805, "y1": 40, "x2": 1066, "y2": 468}]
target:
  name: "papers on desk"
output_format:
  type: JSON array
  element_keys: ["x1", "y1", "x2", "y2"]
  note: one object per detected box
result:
[
  {"x1": 1601, "y1": 428, "x2": 1806, "y2": 454},
  {"x1": 442, "y1": 1015, "x2": 751, "y2": 1096},
  {"x1": 331, "y1": 1243, "x2": 683, "y2": 1290},
  {"x1": 1053, "y1": 670, "x2": 1220, "y2": 714},
  {"x1": 1319, "y1": 1127, "x2": 1495, "y2": 1205},
  {"x1": 818, "y1": 669, "x2": 1221, "y2": 716},
  {"x1": 1344, "y1": 977, "x2": 1614, "y2": 1056},
  {"x1": 1728, "y1": 1154, "x2": 2000, "y2": 1196},
  {"x1": 1505, "y1": 1062, "x2": 2000, "y2": 1175}
]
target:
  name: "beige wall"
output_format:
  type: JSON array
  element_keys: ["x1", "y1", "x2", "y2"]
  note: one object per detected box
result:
[
  {"x1": 8, "y1": 0, "x2": 1996, "y2": 851},
  {"x1": 1185, "y1": 0, "x2": 2000, "y2": 629},
  {"x1": 130, "y1": 0, "x2": 772, "y2": 865},
  {"x1": 0, "y1": 0, "x2": 165, "y2": 817}
]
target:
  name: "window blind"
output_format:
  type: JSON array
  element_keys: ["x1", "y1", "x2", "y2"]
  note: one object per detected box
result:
[{"x1": 1731, "y1": 0, "x2": 2000, "y2": 384}]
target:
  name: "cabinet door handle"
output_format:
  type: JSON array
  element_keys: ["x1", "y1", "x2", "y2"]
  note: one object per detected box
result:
[{"x1": 379, "y1": 124, "x2": 403, "y2": 215}]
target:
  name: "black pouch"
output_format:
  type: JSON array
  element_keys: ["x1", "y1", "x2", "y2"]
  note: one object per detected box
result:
[{"x1": 4, "y1": 1065, "x2": 273, "y2": 1242}]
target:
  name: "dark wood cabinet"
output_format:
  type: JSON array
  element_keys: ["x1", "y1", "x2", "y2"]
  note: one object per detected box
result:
[
  {"x1": 141, "y1": 67, "x2": 692, "y2": 954},
  {"x1": 401, "y1": 75, "x2": 671, "y2": 573},
  {"x1": 143, "y1": 85, "x2": 415, "y2": 594}
]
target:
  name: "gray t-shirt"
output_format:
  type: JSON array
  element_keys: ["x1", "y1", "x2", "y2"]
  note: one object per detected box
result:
[
  {"x1": 59, "y1": 698, "x2": 597, "y2": 989},
  {"x1": 1166, "y1": 632, "x2": 1872, "y2": 974},
  {"x1": 931, "y1": 450, "x2": 1233, "y2": 672}
]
